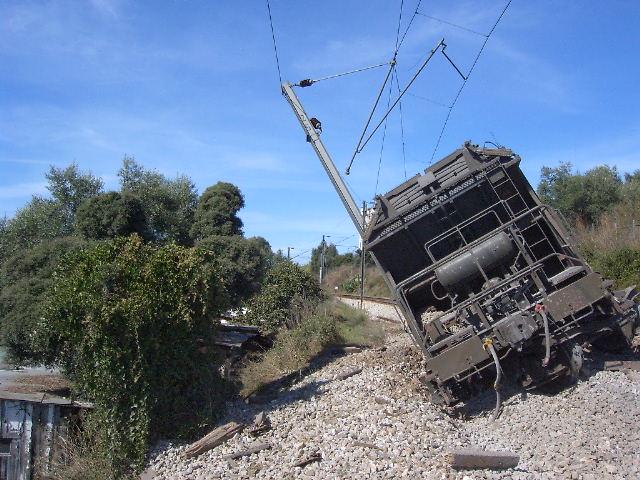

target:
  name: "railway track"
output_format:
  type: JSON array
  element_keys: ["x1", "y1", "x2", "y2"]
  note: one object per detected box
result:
[{"x1": 334, "y1": 293, "x2": 396, "y2": 306}]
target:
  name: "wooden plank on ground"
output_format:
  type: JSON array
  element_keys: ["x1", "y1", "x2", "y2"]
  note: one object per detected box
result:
[
  {"x1": 183, "y1": 421, "x2": 245, "y2": 458},
  {"x1": 446, "y1": 448, "x2": 519, "y2": 470},
  {"x1": 603, "y1": 360, "x2": 640, "y2": 372},
  {"x1": 333, "y1": 367, "x2": 363, "y2": 381},
  {"x1": 224, "y1": 442, "x2": 271, "y2": 460}
]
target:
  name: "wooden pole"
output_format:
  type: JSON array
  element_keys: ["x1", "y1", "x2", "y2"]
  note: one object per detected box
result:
[{"x1": 446, "y1": 448, "x2": 519, "y2": 470}]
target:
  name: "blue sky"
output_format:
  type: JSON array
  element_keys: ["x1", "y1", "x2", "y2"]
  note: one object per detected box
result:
[{"x1": 1, "y1": 1, "x2": 639, "y2": 262}]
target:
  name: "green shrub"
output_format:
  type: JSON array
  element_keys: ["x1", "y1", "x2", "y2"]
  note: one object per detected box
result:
[
  {"x1": 239, "y1": 300, "x2": 384, "y2": 397},
  {"x1": 330, "y1": 300, "x2": 386, "y2": 346},
  {"x1": 239, "y1": 313, "x2": 338, "y2": 396},
  {"x1": 0, "y1": 236, "x2": 86, "y2": 364},
  {"x1": 36, "y1": 235, "x2": 228, "y2": 476},
  {"x1": 590, "y1": 247, "x2": 640, "y2": 288},
  {"x1": 75, "y1": 191, "x2": 148, "y2": 240},
  {"x1": 244, "y1": 261, "x2": 323, "y2": 333},
  {"x1": 197, "y1": 235, "x2": 272, "y2": 306}
]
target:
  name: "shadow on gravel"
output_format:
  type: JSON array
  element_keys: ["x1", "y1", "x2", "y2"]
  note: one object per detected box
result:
[
  {"x1": 455, "y1": 345, "x2": 640, "y2": 420},
  {"x1": 237, "y1": 347, "x2": 360, "y2": 418}
]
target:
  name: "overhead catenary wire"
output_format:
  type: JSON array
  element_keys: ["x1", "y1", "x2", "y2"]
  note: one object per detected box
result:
[
  {"x1": 345, "y1": 0, "x2": 425, "y2": 176},
  {"x1": 416, "y1": 12, "x2": 489, "y2": 38},
  {"x1": 394, "y1": 71, "x2": 408, "y2": 180},
  {"x1": 265, "y1": 0, "x2": 283, "y2": 85},
  {"x1": 345, "y1": 60, "x2": 397, "y2": 175},
  {"x1": 429, "y1": 0, "x2": 512, "y2": 163},
  {"x1": 394, "y1": 0, "x2": 405, "y2": 52},
  {"x1": 374, "y1": 71, "x2": 395, "y2": 196},
  {"x1": 349, "y1": 38, "x2": 445, "y2": 166},
  {"x1": 406, "y1": 92, "x2": 449, "y2": 108},
  {"x1": 396, "y1": 0, "x2": 423, "y2": 51},
  {"x1": 295, "y1": 61, "x2": 393, "y2": 87}
]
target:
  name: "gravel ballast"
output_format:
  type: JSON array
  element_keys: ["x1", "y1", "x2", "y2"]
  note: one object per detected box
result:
[{"x1": 147, "y1": 320, "x2": 640, "y2": 479}]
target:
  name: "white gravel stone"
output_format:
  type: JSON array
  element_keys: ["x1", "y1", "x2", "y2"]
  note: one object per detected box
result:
[{"x1": 147, "y1": 319, "x2": 640, "y2": 480}]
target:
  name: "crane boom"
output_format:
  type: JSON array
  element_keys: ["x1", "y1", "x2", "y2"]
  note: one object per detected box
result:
[{"x1": 281, "y1": 82, "x2": 364, "y2": 235}]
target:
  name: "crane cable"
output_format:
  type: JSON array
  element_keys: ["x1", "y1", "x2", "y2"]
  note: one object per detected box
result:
[{"x1": 429, "y1": 0, "x2": 512, "y2": 163}]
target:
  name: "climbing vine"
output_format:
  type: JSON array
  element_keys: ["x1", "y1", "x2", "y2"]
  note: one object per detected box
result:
[{"x1": 37, "y1": 235, "x2": 229, "y2": 476}]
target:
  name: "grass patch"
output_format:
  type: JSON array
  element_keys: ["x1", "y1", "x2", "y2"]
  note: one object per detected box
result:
[
  {"x1": 330, "y1": 300, "x2": 386, "y2": 346},
  {"x1": 322, "y1": 265, "x2": 391, "y2": 298},
  {"x1": 239, "y1": 300, "x2": 385, "y2": 397},
  {"x1": 48, "y1": 419, "x2": 137, "y2": 480}
]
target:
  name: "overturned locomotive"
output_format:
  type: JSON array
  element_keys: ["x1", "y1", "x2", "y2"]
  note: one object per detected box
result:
[{"x1": 364, "y1": 142, "x2": 639, "y2": 404}]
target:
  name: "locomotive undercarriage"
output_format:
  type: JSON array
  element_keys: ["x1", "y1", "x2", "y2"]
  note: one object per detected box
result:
[{"x1": 365, "y1": 143, "x2": 639, "y2": 406}]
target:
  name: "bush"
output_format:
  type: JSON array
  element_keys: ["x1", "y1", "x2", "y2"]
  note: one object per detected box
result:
[
  {"x1": 244, "y1": 261, "x2": 323, "y2": 333},
  {"x1": 36, "y1": 235, "x2": 229, "y2": 476},
  {"x1": 0, "y1": 236, "x2": 85, "y2": 364},
  {"x1": 75, "y1": 191, "x2": 148, "y2": 240},
  {"x1": 589, "y1": 247, "x2": 640, "y2": 288},
  {"x1": 197, "y1": 235, "x2": 272, "y2": 306},
  {"x1": 239, "y1": 312, "x2": 338, "y2": 397},
  {"x1": 239, "y1": 300, "x2": 384, "y2": 397}
]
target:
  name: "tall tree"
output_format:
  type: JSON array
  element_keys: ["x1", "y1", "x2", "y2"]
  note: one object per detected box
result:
[
  {"x1": 190, "y1": 182, "x2": 245, "y2": 240},
  {"x1": 75, "y1": 191, "x2": 149, "y2": 240},
  {"x1": 197, "y1": 235, "x2": 272, "y2": 306},
  {"x1": 538, "y1": 163, "x2": 621, "y2": 224},
  {"x1": 0, "y1": 198, "x2": 66, "y2": 264},
  {"x1": 119, "y1": 156, "x2": 197, "y2": 245},
  {"x1": 309, "y1": 242, "x2": 355, "y2": 273},
  {"x1": 0, "y1": 236, "x2": 85, "y2": 363},
  {"x1": 45, "y1": 164, "x2": 104, "y2": 231}
]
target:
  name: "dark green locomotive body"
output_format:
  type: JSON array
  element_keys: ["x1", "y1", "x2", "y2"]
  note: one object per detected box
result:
[{"x1": 364, "y1": 142, "x2": 638, "y2": 404}]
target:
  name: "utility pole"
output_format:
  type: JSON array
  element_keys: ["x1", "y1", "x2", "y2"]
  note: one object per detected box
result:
[
  {"x1": 319, "y1": 235, "x2": 326, "y2": 284},
  {"x1": 287, "y1": 246, "x2": 294, "y2": 259},
  {"x1": 359, "y1": 201, "x2": 367, "y2": 309},
  {"x1": 281, "y1": 82, "x2": 364, "y2": 234}
]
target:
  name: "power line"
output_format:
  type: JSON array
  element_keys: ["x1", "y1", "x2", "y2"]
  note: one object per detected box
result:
[
  {"x1": 265, "y1": 0, "x2": 283, "y2": 85},
  {"x1": 295, "y1": 61, "x2": 391, "y2": 87},
  {"x1": 429, "y1": 0, "x2": 512, "y2": 163},
  {"x1": 394, "y1": 70, "x2": 408, "y2": 180},
  {"x1": 406, "y1": 92, "x2": 449, "y2": 108},
  {"x1": 397, "y1": 0, "x2": 423, "y2": 51},
  {"x1": 416, "y1": 12, "x2": 489, "y2": 38},
  {"x1": 394, "y1": 0, "x2": 405, "y2": 52},
  {"x1": 374, "y1": 72, "x2": 395, "y2": 196}
]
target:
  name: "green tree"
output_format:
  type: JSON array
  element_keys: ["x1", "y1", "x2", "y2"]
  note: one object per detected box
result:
[
  {"x1": 198, "y1": 235, "x2": 272, "y2": 306},
  {"x1": 46, "y1": 164, "x2": 104, "y2": 231},
  {"x1": 538, "y1": 163, "x2": 621, "y2": 224},
  {"x1": 0, "y1": 198, "x2": 67, "y2": 264},
  {"x1": 621, "y1": 170, "x2": 640, "y2": 204},
  {"x1": 36, "y1": 236, "x2": 228, "y2": 476},
  {"x1": 244, "y1": 261, "x2": 323, "y2": 333},
  {"x1": 190, "y1": 182, "x2": 244, "y2": 240},
  {"x1": 0, "y1": 236, "x2": 85, "y2": 363},
  {"x1": 75, "y1": 191, "x2": 148, "y2": 240},
  {"x1": 309, "y1": 242, "x2": 356, "y2": 273},
  {"x1": 119, "y1": 156, "x2": 197, "y2": 244}
]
